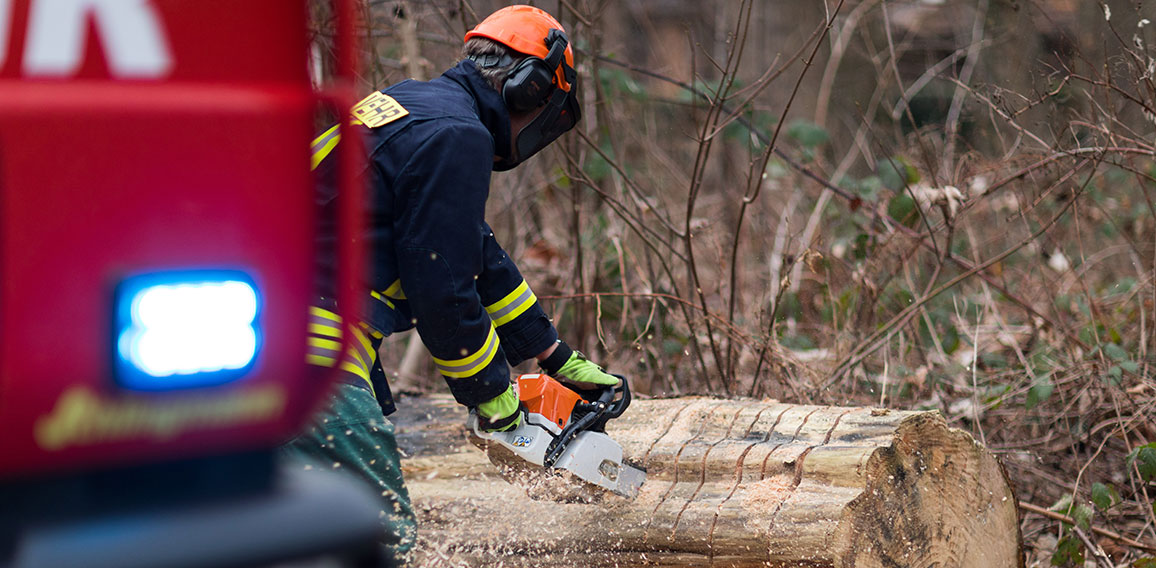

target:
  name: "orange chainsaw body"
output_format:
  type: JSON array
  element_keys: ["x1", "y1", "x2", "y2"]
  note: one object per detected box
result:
[{"x1": 517, "y1": 373, "x2": 582, "y2": 428}]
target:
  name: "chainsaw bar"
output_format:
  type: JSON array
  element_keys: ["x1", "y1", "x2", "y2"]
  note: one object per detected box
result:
[
  {"x1": 468, "y1": 373, "x2": 646, "y2": 501},
  {"x1": 468, "y1": 411, "x2": 646, "y2": 501},
  {"x1": 615, "y1": 463, "x2": 646, "y2": 499}
]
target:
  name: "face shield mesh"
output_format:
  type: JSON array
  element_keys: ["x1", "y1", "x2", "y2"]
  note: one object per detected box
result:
[{"x1": 494, "y1": 68, "x2": 581, "y2": 172}]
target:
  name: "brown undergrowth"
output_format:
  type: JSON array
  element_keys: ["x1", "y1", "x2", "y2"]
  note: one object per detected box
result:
[{"x1": 310, "y1": 1, "x2": 1156, "y2": 564}]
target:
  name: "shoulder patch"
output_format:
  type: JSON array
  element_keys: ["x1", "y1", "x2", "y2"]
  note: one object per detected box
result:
[{"x1": 351, "y1": 92, "x2": 409, "y2": 128}]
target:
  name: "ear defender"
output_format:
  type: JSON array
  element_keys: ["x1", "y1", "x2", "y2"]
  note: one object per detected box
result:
[{"x1": 502, "y1": 29, "x2": 568, "y2": 113}]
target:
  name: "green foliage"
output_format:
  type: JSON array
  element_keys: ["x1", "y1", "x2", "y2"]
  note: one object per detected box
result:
[
  {"x1": 851, "y1": 233, "x2": 872, "y2": 260},
  {"x1": 980, "y1": 350, "x2": 1009, "y2": 370},
  {"x1": 914, "y1": 309, "x2": 960, "y2": 355},
  {"x1": 1077, "y1": 322, "x2": 1107, "y2": 345},
  {"x1": 938, "y1": 323, "x2": 960, "y2": 355},
  {"x1": 1025, "y1": 375, "x2": 1054, "y2": 410},
  {"x1": 1106, "y1": 364, "x2": 1123, "y2": 385},
  {"x1": 847, "y1": 175, "x2": 884, "y2": 200},
  {"x1": 584, "y1": 140, "x2": 615, "y2": 183},
  {"x1": 1103, "y1": 342, "x2": 1128, "y2": 362},
  {"x1": 885, "y1": 286, "x2": 914, "y2": 312},
  {"x1": 779, "y1": 333, "x2": 815, "y2": 350},
  {"x1": 1106, "y1": 277, "x2": 1137, "y2": 296},
  {"x1": 1127, "y1": 443, "x2": 1156, "y2": 482},
  {"x1": 1104, "y1": 165, "x2": 1130, "y2": 185},
  {"x1": 774, "y1": 290, "x2": 802, "y2": 321},
  {"x1": 1050, "y1": 495, "x2": 1093, "y2": 530},
  {"x1": 887, "y1": 193, "x2": 919, "y2": 227},
  {"x1": 597, "y1": 67, "x2": 646, "y2": 101},
  {"x1": 821, "y1": 288, "x2": 858, "y2": 326},
  {"x1": 765, "y1": 158, "x2": 789, "y2": 179},
  {"x1": 1099, "y1": 342, "x2": 1136, "y2": 385},
  {"x1": 1090, "y1": 482, "x2": 1119, "y2": 511},
  {"x1": 1047, "y1": 77, "x2": 1073, "y2": 104},
  {"x1": 1134, "y1": 557, "x2": 1156, "y2": 568},
  {"x1": 1029, "y1": 349, "x2": 1056, "y2": 377},
  {"x1": 1051, "y1": 535, "x2": 1084, "y2": 567},
  {"x1": 875, "y1": 156, "x2": 920, "y2": 191},
  {"x1": 786, "y1": 119, "x2": 829, "y2": 148},
  {"x1": 553, "y1": 166, "x2": 572, "y2": 189},
  {"x1": 662, "y1": 338, "x2": 685, "y2": 356},
  {"x1": 1049, "y1": 495, "x2": 1094, "y2": 567}
]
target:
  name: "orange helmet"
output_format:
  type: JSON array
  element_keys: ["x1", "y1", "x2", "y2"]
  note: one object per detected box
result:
[
  {"x1": 464, "y1": 5, "x2": 574, "y2": 93},
  {"x1": 464, "y1": 5, "x2": 582, "y2": 171}
]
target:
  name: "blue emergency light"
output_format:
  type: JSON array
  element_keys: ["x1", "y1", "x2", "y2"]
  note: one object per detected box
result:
[{"x1": 114, "y1": 270, "x2": 262, "y2": 390}]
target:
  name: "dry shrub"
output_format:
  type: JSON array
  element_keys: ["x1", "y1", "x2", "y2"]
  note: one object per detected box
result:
[{"x1": 313, "y1": 1, "x2": 1156, "y2": 564}]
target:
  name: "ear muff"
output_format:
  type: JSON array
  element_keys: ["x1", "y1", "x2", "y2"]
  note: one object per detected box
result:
[{"x1": 502, "y1": 29, "x2": 568, "y2": 113}]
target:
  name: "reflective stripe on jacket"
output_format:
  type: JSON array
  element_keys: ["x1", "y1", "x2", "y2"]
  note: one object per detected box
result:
[{"x1": 312, "y1": 60, "x2": 558, "y2": 408}]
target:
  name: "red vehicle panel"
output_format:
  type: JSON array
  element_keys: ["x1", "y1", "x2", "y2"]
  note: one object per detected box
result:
[{"x1": 0, "y1": 0, "x2": 330, "y2": 478}]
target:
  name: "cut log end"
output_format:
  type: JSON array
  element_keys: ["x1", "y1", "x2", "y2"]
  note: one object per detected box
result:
[{"x1": 836, "y1": 413, "x2": 1022, "y2": 568}]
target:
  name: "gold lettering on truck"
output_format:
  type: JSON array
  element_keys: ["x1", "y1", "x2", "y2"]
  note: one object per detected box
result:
[{"x1": 34, "y1": 385, "x2": 287, "y2": 451}]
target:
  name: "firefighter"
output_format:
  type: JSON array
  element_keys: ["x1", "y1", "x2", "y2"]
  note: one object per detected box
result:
[{"x1": 281, "y1": 5, "x2": 617, "y2": 562}]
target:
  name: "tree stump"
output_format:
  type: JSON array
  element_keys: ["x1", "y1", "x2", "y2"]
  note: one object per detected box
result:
[{"x1": 393, "y1": 395, "x2": 1022, "y2": 567}]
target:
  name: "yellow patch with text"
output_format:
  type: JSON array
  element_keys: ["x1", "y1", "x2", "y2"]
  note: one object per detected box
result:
[
  {"x1": 34, "y1": 385, "x2": 287, "y2": 451},
  {"x1": 351, "y1": 91, "x2": 408, "y2": 128}
]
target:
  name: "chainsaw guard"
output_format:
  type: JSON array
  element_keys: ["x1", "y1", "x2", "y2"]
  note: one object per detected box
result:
[{"x1": 468, "y1": 411, "x2": 644, "y2": 502}]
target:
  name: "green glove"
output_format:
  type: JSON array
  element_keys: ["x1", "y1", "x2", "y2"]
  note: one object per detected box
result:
[
  {"x1": 476, "y1": 384, "x2": 521, "y2": 432},
  {"x1": 541, "y1": 341, "x2": 620, "y2": 390}
]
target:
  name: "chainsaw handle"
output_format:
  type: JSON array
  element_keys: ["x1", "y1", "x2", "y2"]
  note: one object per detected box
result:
[
  {"x1": 569, "y1": 374, "x2": 631, "y2": 434},
  {"x1": 543, "y1": 375, "x2": 632, "y2": 468},
  {"x1": 603, "y1": 374, "x2": 631, "y2": 420}
]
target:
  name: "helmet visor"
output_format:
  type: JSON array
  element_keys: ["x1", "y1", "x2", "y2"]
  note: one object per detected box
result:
[{"x1": 495, "y1": 79, "x2": 581, "y2": 171}]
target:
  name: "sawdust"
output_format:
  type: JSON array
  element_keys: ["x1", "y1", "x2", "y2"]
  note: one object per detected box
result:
[
  {"x1": 739, "y1": 473, "x2": 794, "y2": 513},
  {"x1": 466, "y1": 430, "x2": 617, "y2": 503},
  {"x1": 413, "y1": 483, "x2": 639, "y2": 568}
]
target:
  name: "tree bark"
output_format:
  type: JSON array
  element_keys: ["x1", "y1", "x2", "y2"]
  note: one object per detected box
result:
[{"x1": 394, "y1": 395, "x2": 1022, "y2": 567}]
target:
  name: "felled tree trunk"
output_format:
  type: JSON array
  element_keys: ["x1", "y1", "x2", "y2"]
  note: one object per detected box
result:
[{"x1": 393, "y1": 396, "x2": 1022, "y2": 567}]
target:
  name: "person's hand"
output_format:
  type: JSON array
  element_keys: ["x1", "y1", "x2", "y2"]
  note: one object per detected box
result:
[
  {"x1": 476, "y1": 384, "x2": 521, "y2": 432},
  {"x1": 540, "y1": 341, "x2": 620, "y2": 390}
]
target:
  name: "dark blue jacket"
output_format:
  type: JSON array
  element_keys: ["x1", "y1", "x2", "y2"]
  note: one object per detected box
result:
[{"x1": 314, "y1": 61, "x2": 559, "y2": 408}]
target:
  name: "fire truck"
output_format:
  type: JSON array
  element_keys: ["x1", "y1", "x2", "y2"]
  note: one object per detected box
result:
[{"x1": 0, "y1": 1, "x2": 388, "y2": 565}]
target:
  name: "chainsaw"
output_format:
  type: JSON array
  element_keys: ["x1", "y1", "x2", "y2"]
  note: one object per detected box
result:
[{"x1": 468, "y1": 373, "x2": 646, "y2": 501}]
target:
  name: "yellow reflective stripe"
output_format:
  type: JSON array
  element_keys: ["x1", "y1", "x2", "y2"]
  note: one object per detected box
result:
[
  {"x1": 485, "y1": 280, "x2": 536, "y2": 326},
  {"x1": 306, "y1": 353, "x2": 336, "y2": 367},
  {"x1": 339, "y1": 360, "x2": 371, "y2": 381},
  {"x1": 309, "y1": 336, "x2": 342, "y2": 352},
  {"x1": 306, "y1": 356, "x2": 371, "y2": 390},
  {"x1": 306, "y1": 340, "x2": 370, "y2": 378},
  {"x1": 308, "y1": 322, "x2": 342, "y2": 338},
  {"x1": 307, "y1": 336, "x2": 365, "y2": 372},
  {"x1": 432, "y1": 325, "x2": 500, "y2": 379},
  {"x1": 305, "y1": 306, "x2": 376, "y2": 393},
  {"x1": 382, "y1": 279, "x2": 406, "y2": 300},
  {"x1": 369, "y1": 290, "x2": 396, "y2": 310},
  {"x1": 352, "y1": 326, "x2": 376, "y2": 367},
  {"x1": 318, "y1": 331, "x2": 371, "y2": 371},
  {"x1": 309, "y1": 306, "x2": 342, "y2": 323},
  {"x1": 310, "y1": 124, "x2": 341, "y2": 171},
  {"x1": 308, "y1": 307, "x2": 376, "y2": 367}
]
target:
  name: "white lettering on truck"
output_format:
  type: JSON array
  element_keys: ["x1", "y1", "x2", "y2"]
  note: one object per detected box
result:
[{"x1": 0, "y1": 0, "x2": 173, "y2": 78}]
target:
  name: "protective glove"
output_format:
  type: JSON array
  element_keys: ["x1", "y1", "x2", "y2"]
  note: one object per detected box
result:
[
  {"x1": 539, "y1": 340, "x2": 620, "y2": 390},
  {"x1": 475, "y1": 384, "x2": 522, "y2": 432}
]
